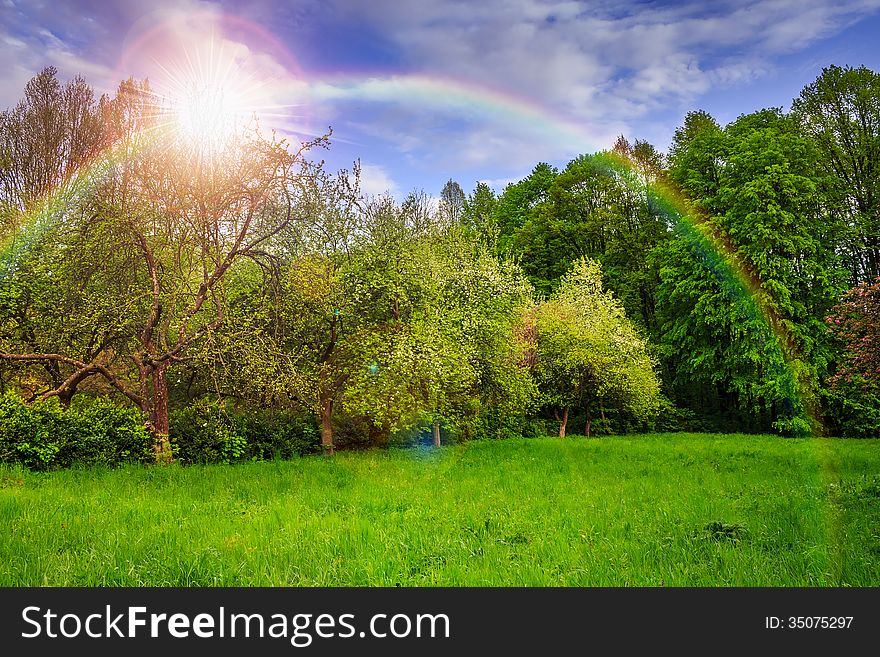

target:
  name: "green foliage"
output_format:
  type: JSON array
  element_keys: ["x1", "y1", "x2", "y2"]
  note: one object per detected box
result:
[
  {"x1": 169, "y1": 400, "x2": 319, "y2": 464},
  {"x1": 462, "y1": 181, "x2": 498, "y2": 241},
  {"x1": 792, "y1": 65, "x2": 880, "y2": 282},
  {"x1": 495, "y1": 152, "x2": 667, "y2": 337},
  {"x1": 0, "y1": 392, "x2": 151, "y2": 469},
  {"x1": 494, "y1": 162, "x2": 558, "y2": 250},
  {"x1": 0, "y1": 392, "x2": 63, "y2": 469},
  {"x1": 532, "y1": 258, "x2": 661, "y2": 432},
  {"x1": 59, "y1": 397, "x2": 154, "y2": 467},
  {"x1": 3, "y1": 65, "x2": 880, "y2": 444},
  {"x1": 658, "y1": 107, "x2": 848, "y2": 434}
]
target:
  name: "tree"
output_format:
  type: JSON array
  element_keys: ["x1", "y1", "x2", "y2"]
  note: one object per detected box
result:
[
  {"x1": 211, "y1": 188, "x2": 440, "y2": 454},
  {"x1": 532, "y1": 258, "x2": 660, "y2": 437},
  {"x1": 210, "y1": 183, "x2": 535, "y2": 451},
  {"x1": 826, "y1": 276, "x2": 880, "y2": 437},
  {"x1": 613, "y1": 134, "x2": 665, "y2": 176},
  {"x1": 414, "y1": 226, "x2": 536, "y2": 443},
  {"x1": 0, "y1": 201, "x2": 141, "y2": 406},
  {"x1": 0, "y1": 72, "x2": 326, "y2": 461},
  {"x1": 658, "y1": 108, "x2": 846, "y2": 433},
  {"x1": 792, "y1": 65, "x2": 880, "y2": 283},
  {"x1": 330, "y1": 196, "x2": 534, "y2": 448},
  {"x1": 498, "y1": 152, "x2": 668, "y2": 334},
  {"x1": 828, "y1": 276, "x2": 880, "y2": 384},
  {"x1": 439, "y1": 178, "x2": 466, "y2": 224},
  {"x1": 0, "y1": 67, "x2": 104, "y2": 229},
  {"x1": 494, "y1": 162, "x2": 557, "y2": 252},
  {"x1": 461, "y1": 181, "x2": 497, "y2": 241},
  {"x1": 666, "y1": 110, "x2": 724, "y2": 206},
  {"x1": 178, "y1": 161, "x2": 364, "y2": 455}
]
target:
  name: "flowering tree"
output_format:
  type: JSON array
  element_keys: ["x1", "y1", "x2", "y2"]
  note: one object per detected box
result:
[
  {"x1": 532, "y1": 258, "x2": 660, "y2": 437},
  {"x1": 828, "y1": 277, "x2": 880, "y2": 385},
  {"x1": 827, "y1": 276, "x2": 880, "y2": 436}
]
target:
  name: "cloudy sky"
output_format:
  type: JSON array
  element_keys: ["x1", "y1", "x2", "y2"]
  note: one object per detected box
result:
[{"x1": 3, "y1": 0, "x2": 880, "y2": 198}]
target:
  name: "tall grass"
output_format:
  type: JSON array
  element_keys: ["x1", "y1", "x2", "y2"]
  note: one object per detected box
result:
[{"x1": 1, "y1": 433, "x2": 878, "y2": 586}]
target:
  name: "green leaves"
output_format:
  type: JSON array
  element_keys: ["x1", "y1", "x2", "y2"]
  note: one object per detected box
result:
[
  {"x1": 533, "y1": 258, "x2": 661, "y2": 426},
  {"x1": 659, "y1": 107, "x2": 848, "y2": 434},
  {"x1": 0, "y1": 392, "x2": 152, "y2": 470},
  {"x1": 792, "y1": 65, "x2": 880, "y2": 282}
]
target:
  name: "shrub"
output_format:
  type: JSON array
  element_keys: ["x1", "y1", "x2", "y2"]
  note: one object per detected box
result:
[
  {"x1": 824, "y1": 379, "x2": 880, "y2": 438},
  {"x1": 0, "y1": 392, "x2": 152, "y2": 470},
  {"x1": 0, "y1": 393, "x2": 64, "y2": 469},
  {"x1": 169, "y1": 399, "x2": 320, "y2": 464},
  {"x1": 60, "y1": 397, "x2": 153, "y2": 466}
]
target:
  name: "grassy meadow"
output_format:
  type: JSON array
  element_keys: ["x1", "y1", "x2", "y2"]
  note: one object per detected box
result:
[{"x1": 1, "y1": 433, "x2": 878, "y2": 586}]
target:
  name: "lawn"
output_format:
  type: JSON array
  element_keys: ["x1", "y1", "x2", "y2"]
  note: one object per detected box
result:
[{"x1": 1, "y1": 433, "x2": 878, "y2": 586}]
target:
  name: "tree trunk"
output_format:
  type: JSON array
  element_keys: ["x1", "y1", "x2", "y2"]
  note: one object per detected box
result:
[
  {"x1": 558, "y1": 406, "x2": 569, "y2": 438},
  {"x1": 433, "y1": 418, "x2": 441, "y2": 447},
  {"x1": 319, "y1": 396, "x2": 334, "y2": 456},
  {"x1": 584, "y1": 403, "x2": 591, "y2": 437},
  {"x1": 150, "y1": 362, "x2": 173, "y2": 463},
  {"x1": 57, "y1": 387, "x2": 75, "y2": 409}
]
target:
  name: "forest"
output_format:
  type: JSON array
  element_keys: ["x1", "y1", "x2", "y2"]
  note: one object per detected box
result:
[{"x1": 1, "y1": 63, "x2": 879, "y2": 469}]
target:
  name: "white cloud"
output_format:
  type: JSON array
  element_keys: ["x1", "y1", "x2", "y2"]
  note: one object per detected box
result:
[
  {"x1": 324, "y1": 0, "x2": 880, "y2": 127},
  {"x1": 358, "y1": 162, "x2": 400, "y2": 198},
  {"x1": 478, "y1": 175, "x2": 528, "y2": 193},
  {"x1": 3, "y1": 0, "x2": 880, "y2": 191}
]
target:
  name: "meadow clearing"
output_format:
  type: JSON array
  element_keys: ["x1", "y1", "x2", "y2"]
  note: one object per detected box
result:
[{"x1": 1, "y1": 433, "x2": 878, "y2": 587}]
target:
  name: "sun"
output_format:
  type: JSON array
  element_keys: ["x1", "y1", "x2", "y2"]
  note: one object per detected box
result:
[
  {"x1": 155, "y1": 36, "x2": 268, "y2": 155},
  {"x1": 120, "y1": 11, "x2": 309, "y2": 157},
  {"x1": 172, "y1": 79, "x2": 239, "y2": 152}
]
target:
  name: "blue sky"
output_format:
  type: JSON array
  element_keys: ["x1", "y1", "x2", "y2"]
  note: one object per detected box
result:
[{"x1": 2, "y1": 0, "x2": 880, "y2": 199}]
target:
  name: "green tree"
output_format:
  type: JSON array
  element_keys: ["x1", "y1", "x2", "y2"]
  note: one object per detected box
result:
[
  {"x1": 414, "y1": 226, "x2": 536, "y2": 443},
  {"x1": 792, "y1": 65, "x2": 880, "y2": 283},
  {"x1": 499, "y1": 151, "x2": 668, "y2": 334},
  {"x1": 666, "y1": 110, "x2": 724, "y2": 204},
  {"x1": 532, "y1": 258, "x2": 660, "y2": 437},
  {"x1": 461, "y1": 181, "x2": 498, "y2": 242},
  {"x1": 494, "y1": 162, "x2": 557, "y2": 252},
  {"x1": 0, "y1": 73, "x2": 326, "y2": 461},
  {"x1": 658, "y1": 108, "x2": 846, "y2": 433}
]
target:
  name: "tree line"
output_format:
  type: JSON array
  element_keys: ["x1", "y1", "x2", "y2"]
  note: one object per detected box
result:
[
  {"x1": 0, "y1": 64, "x2": 878, "y2": 466},
  {"x1": 457, "y1": 64, "x2": 880, "y2": 438}
]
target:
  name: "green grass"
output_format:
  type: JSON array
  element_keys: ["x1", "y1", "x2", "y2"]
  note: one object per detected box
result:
[{"x1": 1, "y1": 433, "x2": 878, "y2": 586}]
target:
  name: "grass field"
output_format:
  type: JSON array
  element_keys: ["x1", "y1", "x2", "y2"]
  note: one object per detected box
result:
[{"x1": 1, "y1": 433, "x2": 878, "y2": 586}]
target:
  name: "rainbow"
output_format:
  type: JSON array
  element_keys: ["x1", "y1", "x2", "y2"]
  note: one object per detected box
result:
[
  {"x1": 586, "y1": 152, "x2": 844, "y2": 580},
  {"x1": 0, "y1": 142, "x2": 122, "y2": 285},
  {"x1": 305, "y1": 73, "x2": 616, "y2": 156},
  {"x1": 0, "y1": 72, "x2": 829, "y2": 440}
]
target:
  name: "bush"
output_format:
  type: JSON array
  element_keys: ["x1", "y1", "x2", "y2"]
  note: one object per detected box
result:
[
  {"x1": 0, "y1": 392, "x2": 321, "y2": 469},
  {"x1": 169, "y1": 399, "x2": 320, "y2": 464},
  {"x1": 824, "y1": 379, "x2": 880, "y2": 438},
  {"x1": 0, "y1": 392, "x2": 152, "y2": 470}
]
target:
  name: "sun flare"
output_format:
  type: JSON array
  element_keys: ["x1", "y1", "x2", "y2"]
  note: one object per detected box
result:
[
  {"x1": 154, "y1": 35, "x2": 272, "y2": 153},
  {"x1": 172, "y1": 80, "x2": 239, "y2": 151},
  {"x1": 116, "y1": 10, "x2": 309, "y2": 157}
]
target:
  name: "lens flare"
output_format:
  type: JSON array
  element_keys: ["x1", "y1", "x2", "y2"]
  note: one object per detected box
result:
[
  {"x1": 169, "y1": 78, "x2": 240, "y2": 152},
  {"x1": 114, "y1": 9, "x2": 310, "y2": 152}
]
